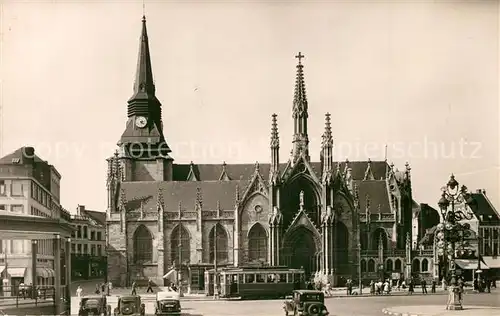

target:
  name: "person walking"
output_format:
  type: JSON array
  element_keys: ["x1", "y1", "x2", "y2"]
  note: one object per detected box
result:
[
  {"x1": 431, "y1": 279, "x2": 436, "y2": 293},
  {"x1": 421, "y1": 279, "x2": 427, "y2": 294},
  {"x1": 407, "y1": 278, "x2": 414, "y2": 295},
  {"x1": 146, "y1": 278, "x2": 154, "y2": 293},
  {"x1": 76, "y1": 285, "x2": 83, "y2": 298},
  {"x1": 369, "y1": 280, "x2": 375, "y2": 295},
  {"x1": 131, "y1": 281, "x2": 137, "y2": 295}
]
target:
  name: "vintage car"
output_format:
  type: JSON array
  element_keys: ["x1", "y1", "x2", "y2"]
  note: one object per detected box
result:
[
  {"x1": 113, "y1": 295, "x2": 145, "y2": 316},
  {"x1": 154, "y1": 291, "x2": 181, "y2": 315},
  {"x1": 78, "y1": 295, "x2": 112, "y2": 316},
  {"x1": 283, "y1": 290, "x2": 329, "y2": 316}
]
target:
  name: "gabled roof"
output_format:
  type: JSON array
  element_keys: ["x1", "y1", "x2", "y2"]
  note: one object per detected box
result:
[
  {"x1": 82, "y1": 209, "x2": 106, "y2": 226},
  {"x1": 172, "y1": 160, "x2": 389, "y2": 182},
  {"x1": 0, "y1": 147, "x2": 45, "y2": 165},
  {"x1": 471, "y1": 191, "x2": 500, "y2": 224}
]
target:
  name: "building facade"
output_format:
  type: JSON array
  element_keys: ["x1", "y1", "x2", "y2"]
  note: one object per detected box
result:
[
  {"x1": 70, "y1": 205, "x2": 106, "y2": 280},
  {"x1": 416, "y1": 189, "x2": 500, "y2": 282},
  {"x1": 0, "y1": 147, "x2": 71, "y2": 294},
  {"x1": 106, "y1": 16, "x2": 414, "y2": 291}
]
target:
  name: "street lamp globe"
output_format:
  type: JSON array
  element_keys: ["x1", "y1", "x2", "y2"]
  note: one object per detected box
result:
[
  {"x1": 447, "y1": 174, "x2": 459, "y2": 191},
  {"x1": 438, "y1": 193, "x2": 450, "y2": 211}
]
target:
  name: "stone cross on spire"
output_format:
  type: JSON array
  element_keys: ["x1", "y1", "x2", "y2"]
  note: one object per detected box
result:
[{"x1": 295, "y1": 52, "x2": 305, "y2": 64}]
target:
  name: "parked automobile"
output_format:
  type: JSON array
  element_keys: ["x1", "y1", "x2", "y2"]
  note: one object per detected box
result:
[
  {"x1": 78, "y1": 295, "x2": 111, "y2": 316},
  {"x1": 283, "y1": 290, "x2": 329, "y2": 316},
  {"x1": 154, "y1": 291, "x2": 181, "y2": 315},
  {"x1": 113, "y1": 295, "x2": 145, "y2": 316}
]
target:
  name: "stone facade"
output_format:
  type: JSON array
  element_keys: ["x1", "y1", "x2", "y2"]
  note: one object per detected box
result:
[{"x1": 105, "y1": 16, "x2": 415, "y2": 290}]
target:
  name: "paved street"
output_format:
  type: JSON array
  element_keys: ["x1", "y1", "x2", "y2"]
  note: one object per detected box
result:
[{"x1": 70, "y1": 287, "x2": 500, "y2": 316}]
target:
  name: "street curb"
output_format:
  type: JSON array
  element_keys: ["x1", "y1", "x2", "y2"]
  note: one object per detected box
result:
[
  {"x1": 382, "y1": 308, "x2": 422, "y2": 316},
  {"x1": 328, "y1": 292, "x2": 447, "y2": 299}
]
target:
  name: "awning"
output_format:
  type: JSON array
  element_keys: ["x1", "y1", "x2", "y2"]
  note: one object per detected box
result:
[
  {"x1": 482, "y1": 256, "x2": 500, "y2": 269},
  {"x1": 36, "y1": 268, "x2": 55, "y2": 278},
  {"x1": 455, "y1": 259, "x2": 489, "y2": 270},
  {"x1": 163, "y1": 268, "x2": 178, "y2": 282},
  {"x1": 2, "y1": 267, "x2": 27, "y2": 277}
]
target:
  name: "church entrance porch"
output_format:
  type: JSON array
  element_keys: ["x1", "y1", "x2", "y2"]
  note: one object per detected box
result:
[{"x1": 282, "y1": 226, "x2": 321, "y2": 278}]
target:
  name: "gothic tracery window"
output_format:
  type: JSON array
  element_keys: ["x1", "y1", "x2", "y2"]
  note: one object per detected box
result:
[
  {"x1": 133, "y1": 225, "x2": 153, "y2": 263},
  {"x1": 248, "y1": 223, "x2": 267, "y2": 262},
  {"x1": 171, "y1": 224, "x2": 190, "y2": 265},
  {"x1": 209, "y1": 224, "x2": 228, "y2": 263}
]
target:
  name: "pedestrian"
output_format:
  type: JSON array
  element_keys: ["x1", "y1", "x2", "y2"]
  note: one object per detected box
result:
[
  {"x1": 347, "y1": 279, "x2": 353, "y2": 296},
  {"x1": 431, "y1": 279, "x2": 436, "y2": 293},
  {"x1": 421, "y1": 279, "x2": 427, "y2": 294},
  {"x1": 407, "y1": 278, "x2": 414, "y2": 295},
  {"x1": 486, "y1": 278, "x2": 491, "y2": 293},
  {"x1": 369, "y1": 280, "x2": 375, "y2": 295},
  {"x1": 383, "y1": 280, "x2": 390, "y2": 295},
  {"x1": 76, "y1": 285, "x2": 83, "y2": 298},
  {"x1": 95, "y1": 284, "x2": 100, "y2": 295},
  {"x1": 131, "y1": 281, "x2": 137, "y2": 295},
  {"x1": 146, "y1": 278, "x2": 154, "y2": 293}
]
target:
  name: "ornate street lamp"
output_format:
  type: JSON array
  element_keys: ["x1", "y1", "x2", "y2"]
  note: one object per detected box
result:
[{"x1": 436, "y1": 174, "x2": 475, "y2": 310}]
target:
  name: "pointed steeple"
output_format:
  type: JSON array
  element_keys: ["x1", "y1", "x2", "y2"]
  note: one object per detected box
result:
[
  {"x1": 321, "y1": 113, "x2": 333, "y2": 182},
  {"x1": 270, "y1": 114, "x2": 280, "y2": 183},
  {"x1": 291, "y1": 52, "x2": 310, "y2": 162},
  {"x1": 129, "y1": 15, "x2": 155, "y2": 102}
]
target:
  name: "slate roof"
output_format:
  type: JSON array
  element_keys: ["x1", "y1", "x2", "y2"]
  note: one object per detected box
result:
[
  {"x1": 354, "y1": 180, "x2": 391, "y2": 213},
  {"x1": 172, "y1": 160, "x2": 389, "y2": 182},
  {"x1": 82, "y1": 209, "x2": 106, "y2": 226},
  {"x1": 470, "y1": 192, "x2": 500, "y2": 225},
  {"x1": 0, "y1": 147, "x2": 45, "y2": 165},
  {"x1": 122, "y1": 160, "x2": 394, "y2": 214}
]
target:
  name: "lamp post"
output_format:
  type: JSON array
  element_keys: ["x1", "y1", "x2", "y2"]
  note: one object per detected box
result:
[
  {"x1": 436, "y1": 174, "x2": 475, "y2": 310},
  {"x1": 213, "y1": 223, "x2": 218, "y2": 300},
  {"x1": 357, "y1": 242, "x2": 362, "y2": 294},
  {"x1": 177, "y1": 215, "x2": 183, "y2": 297}
]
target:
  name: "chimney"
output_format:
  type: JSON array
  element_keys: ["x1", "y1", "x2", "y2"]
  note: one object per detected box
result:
[
  {"x1": 22, "y1": 147, "x2": 35, "y2": 164},
  {"x1": 77, "y1": 205, "x2": 85, "y2": 216},
  {"x1": 482, "y1": 189, "x2": 486, "y2": 195},
  {"x1": 476, "y1": 189, "x2": 482, "y2": 194}
]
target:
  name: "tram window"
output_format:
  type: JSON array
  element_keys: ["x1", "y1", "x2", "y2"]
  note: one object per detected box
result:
[
  {"x1": 267, "y1": 274, "x2": 274, "y2": 283},
  {"x1": 256, "y1": 274, "x2": 266, "y2": 283},
  {"x1": 239, "y1": 274, "x2": 244, "y2": 284},
  {"x1": 226, "y1": 275, "x2": 231, "y2": 284},
  {"x1": 245, "y1": 274, "x2": 255, "y2": 283},
  {"x1": 294, "y1": 273, "x2": 301, "y2": 281},
  {"x1": 278, "y1": 274, "x2": 287, "y2": 283}
]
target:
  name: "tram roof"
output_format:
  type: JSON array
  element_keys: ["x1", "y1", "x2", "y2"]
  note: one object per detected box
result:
[{"x1": 206, "y1": 266, "x2": 305, "y2": 273}]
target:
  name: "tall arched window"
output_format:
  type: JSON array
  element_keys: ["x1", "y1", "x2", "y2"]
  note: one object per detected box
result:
[
  {"x1": 421, "y1": 258, "x2": 429, "y2": 272},
  {"x1": 386, "y1": 259, "x2": 393, "y2": 271},
  {"x1": 372, "y1": 228, "x2": 388, "y2": 251},
  {"x1": 248, "y1": 223, "x2": 267, "y2": 262},
  {"x1": 171, "y1": 224, "x2": 190, "y2": 265},
  {"x1": 133, "y1": 225, "x2": 153, "y2": 263},
  {"x1": 209, "y1": 224, "x2": 228, "y2": 263},
  {"x1": 412, "y1": 259, "x2": 420, "y2": 272},
  {"x1": 368, "y1": 259, "x2": 375, "y2": 272},
  {"x1": 361, "y1": 259, "x2": 367, "y2": 272},
  {"x1": 395, "y1": 259, "x2": 402, "y2": 272}
]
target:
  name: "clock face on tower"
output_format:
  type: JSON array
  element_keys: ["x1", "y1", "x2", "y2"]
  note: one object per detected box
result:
[{"x1": 135, "y1": 116, "x2": 148, "y2": 128}]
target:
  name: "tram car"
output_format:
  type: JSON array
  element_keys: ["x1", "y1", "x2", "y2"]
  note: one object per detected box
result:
[{"x1": 204, "y1": 266, "x2": 305, "y2": 299}]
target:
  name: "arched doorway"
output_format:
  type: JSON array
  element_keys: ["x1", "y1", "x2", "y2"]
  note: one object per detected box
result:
[
  {"x1": 333, "y1": 221, "x2": 349, "y2": 274},
  {"x1": 282, "y1": 176, "x2": 319, "y2": 227},
  {"x1": 283, "y1": 226, "x2": 318, "y2": 277}
]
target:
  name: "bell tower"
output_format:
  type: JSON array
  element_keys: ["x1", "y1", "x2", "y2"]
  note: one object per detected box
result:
[{"x1": 117, "y1": 16, "x2": 173, "y2": 181}]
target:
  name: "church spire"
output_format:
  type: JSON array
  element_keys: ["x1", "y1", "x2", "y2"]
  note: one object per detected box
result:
[
  {"x1": 129, "y1": 15, "x2": 155, "y2": 102},
  {"x1": 291, "y1": 52, "x2": 310, "y2": 162}
]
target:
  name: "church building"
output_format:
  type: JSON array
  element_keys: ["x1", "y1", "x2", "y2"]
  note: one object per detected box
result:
[{"x1": 106, "y1": 16, "x2": 414, "y2": 291}]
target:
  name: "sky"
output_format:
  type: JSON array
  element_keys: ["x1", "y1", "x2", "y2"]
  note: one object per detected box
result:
[{"x1": 0, "y1": 0, "x2": 499, "y2": 213}]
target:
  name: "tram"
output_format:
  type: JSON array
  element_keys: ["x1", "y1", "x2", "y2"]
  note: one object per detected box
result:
[{"x1": 204, "y1": 266, "x2": 305, "y2": 299}]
